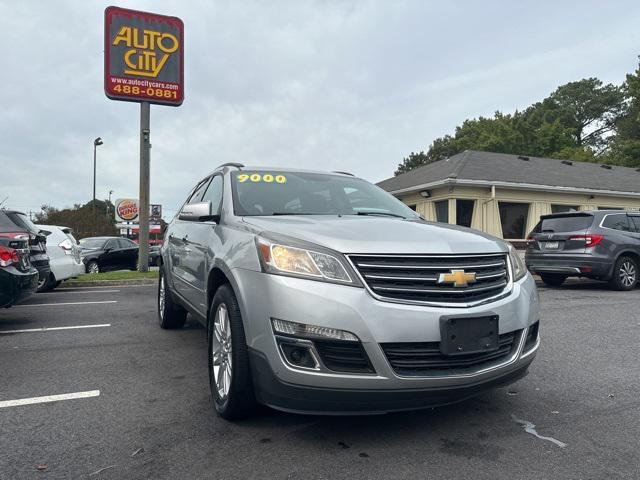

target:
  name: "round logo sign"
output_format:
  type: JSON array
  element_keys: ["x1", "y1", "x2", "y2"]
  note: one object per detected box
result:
[{"x1": 116, "y1": 199, "x2": 139, "y2": 221}]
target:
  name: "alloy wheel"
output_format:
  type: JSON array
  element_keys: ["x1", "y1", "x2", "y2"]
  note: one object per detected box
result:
[
  {"x1": 211, "y1": 303, "x2": 233, "y2": 400},
  {"x1": 88, "y1": 262, "x2": 99, "y2": 274},
  {"x1": 619, "y1": 261, "x2": 637, "y2": 288},
  {"x1": 159, "y1": 276, "x2": 165, "y2": 318}
]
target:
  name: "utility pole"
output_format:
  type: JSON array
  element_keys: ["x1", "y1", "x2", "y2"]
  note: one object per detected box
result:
[{"x1": 138, "y1": 103, "x2": 150, "y2": 272}]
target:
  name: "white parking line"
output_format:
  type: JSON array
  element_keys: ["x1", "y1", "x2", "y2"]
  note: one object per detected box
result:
[
  {"x1": 0, "y1": 390, "x2": 100, "y2": 408},
  {"x1": 15, "y1": 301, "x2": 117, "y2": 307},
  {"x1": 44, "y1": 289, "x2": 120, "y2": 294},
  {"x1": 0, "y1": 324, "x2": 111, "y2": 334}
]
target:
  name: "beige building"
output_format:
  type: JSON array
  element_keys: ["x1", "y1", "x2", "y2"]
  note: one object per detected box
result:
[{"x1": 378, "y1": 150, "x2": 640, "y2": 243}]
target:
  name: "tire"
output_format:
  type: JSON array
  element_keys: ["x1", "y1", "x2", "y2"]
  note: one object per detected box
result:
[
  {"x1": 37, "y1": 272, "x2": 56, "y2": 293},
  {"x1": 208, "y1": 284, "x2": 257, "y2": 420},
  {"x1": 158, "y1": 268, "x2": 187, "y2": 329},
  {"x1": 539, "y1": 273, "x2": 567, "y2": 287},
  {"x1": 608, "y1": 256, "x2": 638, "y2": 291},
  {"x1": 86, "y1": 261, "x2": 100, "y2": 274}
]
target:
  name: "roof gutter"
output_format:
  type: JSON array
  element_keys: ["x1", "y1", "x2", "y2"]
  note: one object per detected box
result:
[{"x1": 388, "y1": 178, "x2": 640, "y2": 199}]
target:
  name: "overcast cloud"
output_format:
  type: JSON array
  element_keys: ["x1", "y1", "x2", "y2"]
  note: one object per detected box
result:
[{"x1": 2, "y1": 0, "x2": 639, "y2": 218}]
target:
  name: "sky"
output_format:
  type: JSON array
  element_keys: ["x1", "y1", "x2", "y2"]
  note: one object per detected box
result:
[{"x1": 2, "y1": 0, "x2": 640, "y2": 219}]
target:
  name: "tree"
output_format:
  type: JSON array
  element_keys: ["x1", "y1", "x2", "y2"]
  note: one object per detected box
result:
[
  {"x1": 527, "y1": 78, "x2": 624, "y2": 151},
  {"x1": 607, "y1": 61, "x2": 640, "y2": 167},
  {"x1": 395, "y1": 76, "x2": 627, "y2": 174},
  {"x1": 36, "y1": 200, "x2": 117, "y2": 239}
]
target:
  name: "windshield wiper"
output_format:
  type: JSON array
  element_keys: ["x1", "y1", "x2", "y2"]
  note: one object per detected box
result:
[
  {"x1": 271, "y1": 212, "x2": 313, "y2": 216},
  {"x1": 355, "y1": 211, "x2": 406, "y2": 219}
]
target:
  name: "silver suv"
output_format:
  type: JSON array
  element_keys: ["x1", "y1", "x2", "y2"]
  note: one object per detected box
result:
[{"x1": 159, "y1": 165, "x2": 540, "y2": 419}]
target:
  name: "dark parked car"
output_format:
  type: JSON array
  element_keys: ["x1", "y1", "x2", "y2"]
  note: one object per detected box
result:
[
  {"x1": 149, "y1": 245, "x2": 161, "y2": 266},
  {"x1": 526, "y1": 210, "x2": 640, "y2": 290},
  {"x1": 0, "y1": 218, "x2": 38, "y2": 308},
  {"x1": 1, "y1": 210, "x2": 50, "y2": 292},
  {"x1": 79, "y1": 236, "x2": 139, "y2": 273}
]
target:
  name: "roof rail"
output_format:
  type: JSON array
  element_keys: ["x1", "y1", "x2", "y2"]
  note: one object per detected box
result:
[
  {"x1": 332, "y1": 171, "x2": 354, "y2": 176},
  {"x1": 216, "y1": 162, "x2": 244, "y2": 170}
]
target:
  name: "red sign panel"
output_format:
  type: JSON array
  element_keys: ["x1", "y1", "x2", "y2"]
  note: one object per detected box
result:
[{"x1": 104, "y1": 6, "x2": 184, "y2": 106}]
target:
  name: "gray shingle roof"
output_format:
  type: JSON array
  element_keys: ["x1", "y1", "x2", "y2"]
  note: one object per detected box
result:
[{"x1": 376, "y1": 150, "x2": 640, "y2": 195}]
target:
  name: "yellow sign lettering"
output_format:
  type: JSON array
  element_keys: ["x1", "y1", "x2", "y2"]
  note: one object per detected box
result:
[{"x1": 112, "y1": 26, "x2": 179, "y2": 78}]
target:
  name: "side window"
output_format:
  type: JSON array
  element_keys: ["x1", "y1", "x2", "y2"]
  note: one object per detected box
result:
[
  {"x1": 602, "y1": 214, "x2": 630, "y2": 231},
  {"x1": 118, "y1": 238, "x2": 134, "y2": 248},
  {"x1": 201, "y1": 175, "x2": 224, "y2": 214},
  {"x1": 629, "y1": 216, "x2": 640, "y2": 233},
  {"x1": 106, "y1": 239, "x2": 119, "y2": 250},
  {"x1": 187, "y1": 178, "x2": 211, "y2": 204}
]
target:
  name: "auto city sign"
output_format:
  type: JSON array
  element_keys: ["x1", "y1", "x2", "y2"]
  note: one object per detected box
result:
[{"x1": 104, "y1": 6, "x2": 184, "y2": 105}]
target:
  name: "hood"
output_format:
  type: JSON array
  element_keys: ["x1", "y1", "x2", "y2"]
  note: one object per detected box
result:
[{"x1": 241, "y1": 216, "x2": 506, "y2": 254}]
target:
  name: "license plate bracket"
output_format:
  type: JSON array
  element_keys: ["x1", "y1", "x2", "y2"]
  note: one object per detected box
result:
[{"x1": 439, "y1": 315, "x2": 499, "y2": 356}]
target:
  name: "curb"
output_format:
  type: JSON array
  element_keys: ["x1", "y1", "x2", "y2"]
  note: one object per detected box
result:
[{"x1": 62, "y1": 279, "x2": 157, "y2": 287}]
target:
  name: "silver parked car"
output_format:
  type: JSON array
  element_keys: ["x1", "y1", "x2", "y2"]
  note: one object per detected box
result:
[
  {"x1": 35, "y1": 225, "x2": 84, "y2": 291},
  {"x1": 159, "y1": 165, "x2": 540, "y2": 419}
]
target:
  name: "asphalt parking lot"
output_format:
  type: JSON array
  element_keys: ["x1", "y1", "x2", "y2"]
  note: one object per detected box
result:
[{"x1": 0, "y1": 282, "x2": 638, "y2": 479}]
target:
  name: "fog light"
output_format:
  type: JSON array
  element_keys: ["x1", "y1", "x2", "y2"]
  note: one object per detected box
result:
[
  {"x1": 279, "y1": 343, "x2": 318, "y2": 369},
  {"x1": 271, "y1": 318, "x2": 358, "y2": 342}
]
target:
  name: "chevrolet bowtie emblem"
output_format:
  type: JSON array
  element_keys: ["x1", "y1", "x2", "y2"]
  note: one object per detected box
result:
[{"x1": 438, "y1": 269, "x2": 477, "y2": 288}]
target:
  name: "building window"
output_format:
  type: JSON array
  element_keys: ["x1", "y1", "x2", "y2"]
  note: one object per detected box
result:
[
  {"x1": 434, "y1": 200, "x2": 448, "y2": 223},
  {"x1": 551, "y1": 204, "x2": 579, "y2": 213},
  {"x1": 407, "y1": 204, "x2": 417, "y2": 211},
  {"x1": 498, "y1": 202, "x2": 529, "y2": 239},
  {"x1": 456, "y1": 200, "x2": 474, "y2": 227}
]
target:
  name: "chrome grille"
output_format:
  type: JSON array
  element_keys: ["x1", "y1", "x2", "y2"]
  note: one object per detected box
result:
[{"x1": 348, "y1": 253, "x2": 510, "y2": 305}]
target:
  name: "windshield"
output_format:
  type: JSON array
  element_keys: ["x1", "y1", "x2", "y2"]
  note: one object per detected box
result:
[
  {"x1": 79, "y1": 238, "x2": 107, "y2": 249},
  {"x1": 231, "y1": 171, "x2": 418, "y2": 219}
]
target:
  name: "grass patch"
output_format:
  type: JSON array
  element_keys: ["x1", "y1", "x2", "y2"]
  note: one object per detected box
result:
[{"x1": 73, "y1": 270, "x2": 159, "y2": 282}]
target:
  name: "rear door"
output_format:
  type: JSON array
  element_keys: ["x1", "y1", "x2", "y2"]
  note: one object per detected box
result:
[
  {"x1": 528, "y1": 213, "x2": 595, "y2": 254},
  {"x1": 118, "y1": 238, "x2": 138, "y2": 269}
]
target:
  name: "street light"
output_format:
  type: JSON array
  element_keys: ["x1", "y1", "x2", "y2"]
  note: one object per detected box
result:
[
  {"x1": 93, "y1": 137, "x2": 103, "y2": 234},
  {"x1": 107, "y1": 189, "x2": 114, "y2": 219},
  {"x1": 93, "y1": 137, "x2": 103, "y2": 206}
]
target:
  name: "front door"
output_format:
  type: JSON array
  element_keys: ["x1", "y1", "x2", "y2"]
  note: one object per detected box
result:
[{"x1": 182, "y1": 175, "x2": 224, "y2": 316}]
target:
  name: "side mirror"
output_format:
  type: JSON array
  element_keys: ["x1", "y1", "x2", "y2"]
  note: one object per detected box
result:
[{"x1": 179, "y1": 201, "x2": 219, "y2": 222}]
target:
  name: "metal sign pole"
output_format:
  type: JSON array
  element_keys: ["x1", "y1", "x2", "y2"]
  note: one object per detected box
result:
[{"x1": 138, "y1": 102, "x2": 151, "y2": 272}]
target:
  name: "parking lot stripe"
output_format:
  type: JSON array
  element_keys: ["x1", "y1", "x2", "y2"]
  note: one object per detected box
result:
[
  {"x1": 0, "y1": 324, "x2": 111, "y2": 335},
  {"x1": 0, "y1": 390, "x2": 100, "y2": 408},
  {"x1": 15, "y1": 301, "x2": 117, "y2": 307},
  {"x1": 44, "y1": 289, "x2": 121, "y2": 294}
]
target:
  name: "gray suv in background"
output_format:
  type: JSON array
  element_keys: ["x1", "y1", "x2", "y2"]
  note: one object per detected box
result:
[
  {"x1": 158, "y1": 164, "x2": 540, "y2": 419},
  {"x1": 526, "y1": 210, "x2": 640, "y2": 290}
]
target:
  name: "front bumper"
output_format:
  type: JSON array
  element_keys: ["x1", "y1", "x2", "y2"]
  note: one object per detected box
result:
[
  {"x1": 526, "y1": 253, "x2": 612, "y2": 278},
  {"x1": 232, "y1": 268, "x2": 540, "y2": 412}
]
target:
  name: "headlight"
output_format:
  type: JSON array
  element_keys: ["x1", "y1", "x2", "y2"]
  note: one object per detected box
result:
[
  {"x1": 508, "y1": 244, "x2": 527, "y2": 281},
  {"x1": 256, "y1": 237, "x2": 357, "y2": 285}
]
